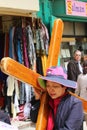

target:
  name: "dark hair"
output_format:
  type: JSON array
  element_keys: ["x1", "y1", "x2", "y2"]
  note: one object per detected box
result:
[{"x1": 83, "y1": 60, "x2": 87, "y2": 67}]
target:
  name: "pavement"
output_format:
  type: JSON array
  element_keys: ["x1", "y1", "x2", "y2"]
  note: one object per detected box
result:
[
  {"x1": 11, "y1": 120, "x2": 87, "y2": 130},
  {"x1": 11, "y1": 120, "x2": 35, "y2": 130}
]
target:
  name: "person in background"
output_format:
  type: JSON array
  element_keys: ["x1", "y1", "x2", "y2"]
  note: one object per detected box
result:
[
  {"x1": 67, "y1": 50, "x2": 83, "y2": 92},
  {"x1": 30, "y1": 66, "x2": 83, "y2": 130},
  {"x1": 75, "y1": 60, "x2": 87, "y2": 126}
]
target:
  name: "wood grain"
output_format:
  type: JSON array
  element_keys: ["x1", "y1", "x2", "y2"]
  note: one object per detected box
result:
[
  {"x1": 0, "y1": 57, "x2": 42, "y2": 91},
  {"x1": 36, "y1": 19, "x2": 64, "y2": 130}
]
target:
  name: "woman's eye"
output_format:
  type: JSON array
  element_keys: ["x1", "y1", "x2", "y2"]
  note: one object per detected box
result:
[
  {"x1": 54, "y1": 86, "x2": 59, "y2": 88},
  {"x1": 54, "y1": 85, "x2": 61, "y2": 88}
]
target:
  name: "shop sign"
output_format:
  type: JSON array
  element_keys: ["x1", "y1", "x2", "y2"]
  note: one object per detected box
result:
[{"x1": 66, "y1": 0, "x2": 87, "y2": 17}]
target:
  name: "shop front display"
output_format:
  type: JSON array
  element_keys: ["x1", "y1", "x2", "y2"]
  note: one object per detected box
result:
[{"x1": 0, "y1": 0, "x2": 49, "y2": 124}]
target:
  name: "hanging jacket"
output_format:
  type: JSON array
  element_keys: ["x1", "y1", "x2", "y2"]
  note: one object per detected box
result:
[
  {"x1": 9, "y1": 27, "x2": 15, "y2": 59},
  {"x1": 13, "y1": 26, "x2": 23, "y2": 63},
  {"x1": 22, "y1": 28, "x2": 29, "y2": 67},
  {"x1": 27, "y1": 25, "x2": 36, "y2": 70}
]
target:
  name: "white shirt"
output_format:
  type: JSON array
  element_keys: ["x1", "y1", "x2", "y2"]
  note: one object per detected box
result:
[{"x1": 75, "y1": 73, "x2": 87, "y2": 100}]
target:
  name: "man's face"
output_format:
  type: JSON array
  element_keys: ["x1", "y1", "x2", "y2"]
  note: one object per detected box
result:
[
  {"x1": 74, "y1": 51, "x2": 81, "y2": 61},
  {"x1": 46, "y1": 81, "x2": 66, "y2": 99}
]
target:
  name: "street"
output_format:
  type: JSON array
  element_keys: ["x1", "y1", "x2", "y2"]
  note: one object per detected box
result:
[{"x1": 11, "y1": 120, "x2": 87, "y2": 130}]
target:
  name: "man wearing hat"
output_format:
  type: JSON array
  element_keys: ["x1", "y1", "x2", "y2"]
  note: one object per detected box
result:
[{"x1": 30, "y1": 66, "x2": 83, "y2": 130}]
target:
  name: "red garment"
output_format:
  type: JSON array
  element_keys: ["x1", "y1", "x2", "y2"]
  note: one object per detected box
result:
[
  {"x1": 4, "y1": 33, "x2": 9, "y2": 57},
  {"x1": 22, "y1": 28, "x2": 29, "y2": 68},
  {"x1": 47, "y1": 93, "x2": 67, "y2": 130}
]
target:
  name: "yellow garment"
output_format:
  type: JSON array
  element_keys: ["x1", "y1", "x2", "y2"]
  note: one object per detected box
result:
[{"x1": 41, "y1": 55, "x2": 47, "y2": 75}]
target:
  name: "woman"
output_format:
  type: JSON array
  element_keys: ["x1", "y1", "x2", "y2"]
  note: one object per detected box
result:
[
  {"x1": 30, "y1": 66, "x2": 83, "y2": 130},
  {"x1": 75, "y1": 60, "x2": 87, "y2": 126}
]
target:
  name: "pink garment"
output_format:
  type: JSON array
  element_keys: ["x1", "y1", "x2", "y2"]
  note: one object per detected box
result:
[
  {"x1": 47, "y1": 97, "x2": 62, "y2": 130},
  {"x1": 47, "y1": 93, "x2": 67, "y2": 130}
]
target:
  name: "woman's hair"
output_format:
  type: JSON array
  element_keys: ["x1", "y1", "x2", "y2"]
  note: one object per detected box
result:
[
  {"x1": 83, "y1": 60, "x2": 87, "y2": 74},
  {"x1": 83, "y1": 60, "x2": 87, "y2": 67}
]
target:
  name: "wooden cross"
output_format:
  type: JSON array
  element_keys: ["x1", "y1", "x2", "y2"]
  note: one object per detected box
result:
[{"x1": 0, "y1": 19, "x2": 87, "y2": 130}]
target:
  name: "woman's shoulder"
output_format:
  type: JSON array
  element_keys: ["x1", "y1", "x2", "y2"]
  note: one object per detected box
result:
[
  {"x1": 70, "y1": 95, "x2": 82, "y2": 105},
  {"x1": 64, "y1": 94, "x2": 82, "y2": 105}
]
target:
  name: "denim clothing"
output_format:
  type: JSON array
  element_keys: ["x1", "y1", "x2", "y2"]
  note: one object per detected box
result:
[
  {"x1": 13, "y1": 26, "x2": 23, "y2": 63},
  {"x1": 9, "y1": 27, "x2": 15, "y2": 59}
]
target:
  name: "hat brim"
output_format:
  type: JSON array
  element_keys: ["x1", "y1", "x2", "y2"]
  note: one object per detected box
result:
[{"x1": 38, "y1": 76, "x2": 77, "y2": 90}]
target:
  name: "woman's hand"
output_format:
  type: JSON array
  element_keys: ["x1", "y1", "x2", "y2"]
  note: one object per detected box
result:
[{"x1": 34, "y1": 88, "x2": 42, "y2": 100}]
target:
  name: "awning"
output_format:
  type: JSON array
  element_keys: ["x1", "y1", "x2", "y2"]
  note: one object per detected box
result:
[{"x1": 0, "y1": 0, "x2": 39, "y2": 17}]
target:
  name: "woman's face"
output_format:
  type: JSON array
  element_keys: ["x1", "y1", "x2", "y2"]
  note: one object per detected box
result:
[
  {"x1": 46, "y1": 81, "x2": 66, "y2": 99},
  {"x1": 83, "y1": 66, "x2": 87, "y2": 74}
]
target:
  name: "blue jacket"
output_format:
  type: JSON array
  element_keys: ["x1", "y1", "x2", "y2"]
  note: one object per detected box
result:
[
  {"x1": 54, "y1": 94, "x2": 83, "y2": 130},
  {"x1": 30, "y1": 94, "x2": 83, "y2": 130}
]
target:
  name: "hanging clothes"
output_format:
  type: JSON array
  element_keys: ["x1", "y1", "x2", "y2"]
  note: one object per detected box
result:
[
  {"x1": 19, "y1": 82, "x2": 25, "y2": 105},
  {"x1": 36, "y1": 56, "x2": 43, "y2": 75},
  {"x1": 27, "y1": 25, "x2": 36, "y2": 70},
  {"x1": 4, "y1": 33, "x2": 9, "y2": 57},
  {"x1": 41, "y1": 21, "x2": 49, "y2": 56},
  {"x1": 13, "y1": 26, "x2": 23, "y2": 63},
  {"x1": 7, "y1": 76, "x2": 15, "y2": 96},
  {"x1": 35, "y1": 19, "x2": 49, "y2": 56},
  {"x1": 6, "y1": 76, "x2": 20, "y2": 116},
  {"x1": 4, "y1": 18, "x2": 49, "y2": 112},
  {"x1": 22, "y1": 27, "x2": 29, "y2": 68},
  {"x1": 9, "y1": 27, "x2": 15, "y2": 59},
  {"x1": 25, "y1": 83, "x2": 34, "y2": 103},
  {"x1": 0, "y1": 33, "x2": 8, "y2": 82},
  {"x1": 0, "y1": 33, "x2": 5, "y2": 60}
]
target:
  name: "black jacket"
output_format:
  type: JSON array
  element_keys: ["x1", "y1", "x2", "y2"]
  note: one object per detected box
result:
[
  {"x1": 67, "y1": 59, "x2": 81, "y2": 81},
  {"x1": 30, "y1": 96, "x2": 40, "y2": 123}
]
